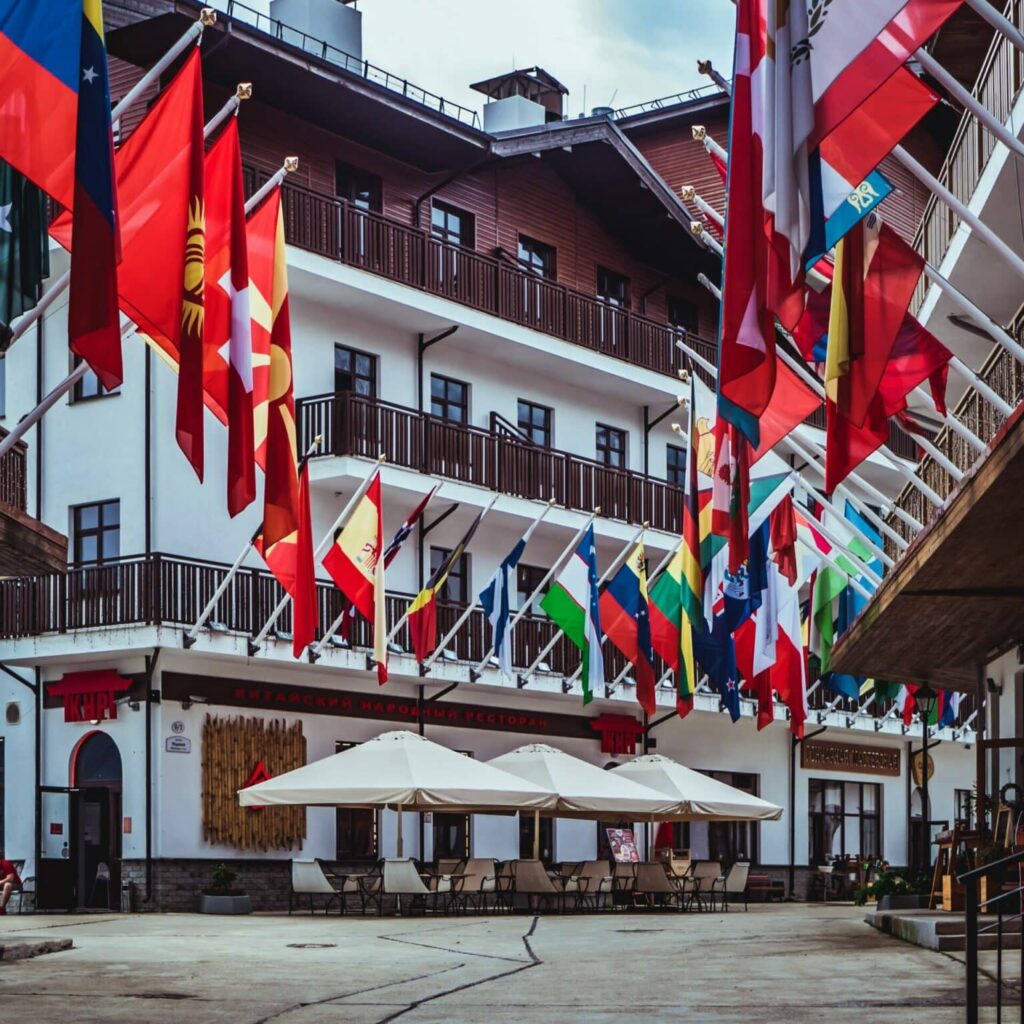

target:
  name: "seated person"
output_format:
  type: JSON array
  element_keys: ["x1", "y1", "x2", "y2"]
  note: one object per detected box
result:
[{"x1": 0, "y1": 852, "x2": 22, "y2": 915}]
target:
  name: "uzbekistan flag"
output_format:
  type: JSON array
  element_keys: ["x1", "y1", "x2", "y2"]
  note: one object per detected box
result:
[
  {"x1": 68, "y1": 0, "x2": 121, "y2": 392},
  {"x1": 541, "y1": 525, "x2": 604, "y2": 705},
  {"x1": 322, "y1": 472, "x2": 387, "y2": 682},
  {"x1": 0, "y1": 0, "x2": 80, "y2": 207},
  {"x1": 599, "y1": 542, "x2": 657, "y2": 717}
]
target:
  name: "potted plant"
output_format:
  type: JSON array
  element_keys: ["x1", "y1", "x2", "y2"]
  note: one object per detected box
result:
[
  {"x1": 856, "y1": 868, "x2": 932, "y2": 911},
  {"x1": 199, "y1": 863, "x2": 252, "y2": 915}
]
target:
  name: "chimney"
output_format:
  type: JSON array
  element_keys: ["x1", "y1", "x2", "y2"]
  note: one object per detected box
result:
[
  {"x1": 270, "y1": 0, "x2": 362, "y2": 60},
  {"x1": 470, "y1": 67, "x2": 568, "y2": 133}
]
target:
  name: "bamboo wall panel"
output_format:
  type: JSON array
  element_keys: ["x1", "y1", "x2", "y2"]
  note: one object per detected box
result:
[{"x1": 202, "y1": 714, "x2": 306, "y2": 852}]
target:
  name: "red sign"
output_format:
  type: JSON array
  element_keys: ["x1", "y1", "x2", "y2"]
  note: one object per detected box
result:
[
  {"x1": 590, "y1": 714, "x2": 645, "y2": 756},
  {"x1": 47, "y1": 670, "x2": 131, "y2": 724},
  {"x1": 242, "y1": 761, "x2": 273, "y2": 811}
]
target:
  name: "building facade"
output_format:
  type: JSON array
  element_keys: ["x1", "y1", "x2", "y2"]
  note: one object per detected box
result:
[{"x1": 0, "y1": 0, "x2": 981, "y2": 911}]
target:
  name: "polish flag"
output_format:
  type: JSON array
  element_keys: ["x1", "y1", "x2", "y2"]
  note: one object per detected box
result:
[{"x1": 204, "y1": 119, "x2": 255, "y2": 516}]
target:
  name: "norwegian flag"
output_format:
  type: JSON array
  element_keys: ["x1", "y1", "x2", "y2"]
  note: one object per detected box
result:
[{"x1": 204, "y1": 119, "x2": 255, "y2": 517}]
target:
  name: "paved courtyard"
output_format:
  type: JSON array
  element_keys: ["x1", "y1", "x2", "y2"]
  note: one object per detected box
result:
[{"x1": 0, "y1": 904, "x2": 1006, "y2": 1022}]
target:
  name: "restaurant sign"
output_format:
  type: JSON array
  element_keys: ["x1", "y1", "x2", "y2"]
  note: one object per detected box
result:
[
  {"x1": 801, "y1": 740, "x2": 900, "y2": 777},
  {"x1": 162, "y1": 672, "x2": 605, "y2": 744},
  {"x1": 47, "y1": 670, "x2": 132, "y2": 724}
]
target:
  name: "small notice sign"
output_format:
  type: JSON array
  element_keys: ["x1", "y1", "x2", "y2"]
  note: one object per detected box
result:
[{"x1": 165, "y1": 736, "x2": 191, "y2": 754}]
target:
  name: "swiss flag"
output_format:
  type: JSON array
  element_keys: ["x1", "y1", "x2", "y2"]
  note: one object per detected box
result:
[{"x1": 204, "y1": 120, "x2": 256, "y2": 517}]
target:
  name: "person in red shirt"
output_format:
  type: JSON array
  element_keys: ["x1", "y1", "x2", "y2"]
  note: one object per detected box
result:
[{"x1": 0, "y1": 853, "x2": 21, "y2": 914}]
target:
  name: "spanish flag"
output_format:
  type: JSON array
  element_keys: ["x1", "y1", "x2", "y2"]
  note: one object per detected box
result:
[{"x1": 407, "y1": 509, "x2": 485, "y2": 663}]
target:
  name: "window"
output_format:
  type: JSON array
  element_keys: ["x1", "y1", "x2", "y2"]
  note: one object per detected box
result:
[
  {"x1": 672, "y1": 771, "x2": 762, "y2": 864},
  {"x1": 597, "y1": 266, "x2": 629, "y2": 308},
  {"x1": 334, "y1": 345, "x2": 376, "y2": 398},
  {"x1": 596, "y1": 423, "x2": 627, "y2": 468},
  {"x1": 335, "y1": 742, "x2": 377, "y2": 860},
  {"x1": 516, "y1": 563, "x2": 547, "y2": 614},
  {"x1": 431, "y1": 201, "x2": 475, "y2": 249},
  {"x1": 71, "y1": 356, "x2": 120, "y2": 403},
  {"x1": 430, "y1": 374, "x2": 468, "y2": 424},
  {"x1": 519, "y1": 812, "x2": 553, "y2": 862},
  {"x1": 335, "y1": 162, "x2": 381, "y2": 212},
  {"x1": 517, "y1": 399, "x2": 552, "y2": 447},
  {"x1": 808, "y1": 779, "x2": 882, "y2": 864},
  {"x1": 666, "y1": 444, "x2": 686, "y2": 487},
  {"x1": 668, "y1": 296, "x2": 699, "y2": 334},
  {"x1": 955, "y1": 788, "x2": 973, "y2": 827},
  {"x1": 518, "y1": 235, "x2": 556, "y2": 279},
  {"x1": 71, "y1": 500, "x2": 119, "y2": 566},
  {"x1": 430, "y1": 546, "x2": 469, "y2": 604}
]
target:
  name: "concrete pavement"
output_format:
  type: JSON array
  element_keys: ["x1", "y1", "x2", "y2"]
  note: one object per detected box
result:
[{"x1": 0, "y1": 904, "x2": 989, "y2": 1022}]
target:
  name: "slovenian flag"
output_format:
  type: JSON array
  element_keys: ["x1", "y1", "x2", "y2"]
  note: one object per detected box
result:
[{"x1": 542, "y1": 525, "x2": 604, "y2": 705}]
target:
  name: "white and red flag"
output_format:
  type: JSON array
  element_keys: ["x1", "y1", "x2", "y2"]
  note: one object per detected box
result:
[{"x1": 204, "y1": 119, "x2": 255, "y2": 517}]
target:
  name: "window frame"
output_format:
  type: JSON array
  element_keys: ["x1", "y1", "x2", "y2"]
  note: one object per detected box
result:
[
  {"x1": 666, "y1": 443, "x2": 686, "y2": 487},
  {"x1": 595, "y1": 422, "x2": 627, "y2": 469},
  {"x1": 334, "y1": 344, "x2": 378, "y2": 399},
  {"x1": 808, "y1": 778, "x2": 883, "y2": 864},
  {"x1": 430, "y1": 200, "x2": 476, "y2": 249},
  {"x1": 667, "y1": 295, "x2": 699, "y2": 334},
  {"x1": 597, "y1": 265, "x2": 629, "y2": 309},
  {"x1": 70, "y1": 498, "x2": 120, "y2": 567},
  {"x1": 517, "y1": 399, "x2": 553, "y2": 448},
  {"x1": 429, "y1": 546, "x2": 470, "y2": 605},
  {"x1": 70, "y1": 356, "x2": 121, "y2": 404},
  {"x1": 430, "y1": 373, "x2": 469, "y2": 424},
  {"x1": 517, "y1": 234, "x2": 557, "y2": 280},
  {"x1": 335, "y1": 161, "x2": 382, "y2": 213}
]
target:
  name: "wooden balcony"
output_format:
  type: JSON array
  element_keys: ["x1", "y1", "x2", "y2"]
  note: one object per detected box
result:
[
  {"x1": 297, "y1": 391, "x2": 686, "y2": 533},
  {"x1": 242, "y1": 165, "x2": 719, "y2": 379}
]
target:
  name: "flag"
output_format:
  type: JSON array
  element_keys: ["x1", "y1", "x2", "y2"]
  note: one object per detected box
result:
[
  {"x1": 541, "y1": 525, "x2": 604, "y2": 705},
  {"x1": 769, "y1": 494, "x2": 798, "y2": 587},
  {"x1": 825, "y1": 395, "x2": 889, "y2": 494},
  {"x1": 939, "y1": 691, "x2": 961, "y2": 729},
  {"x1": 204, "y1": 119, "x2": 255, "y2": 517},
  {"x1": 0, "y1": 160, "x2": 49, "y2": 344},
  {"x1": 322, "y1": 473, "x2": 387, "y2": 682},
  {"x1": 898, "y1": 683, "x2": 918, "y2": 727},
  {"x1": 810, "y1": 565, "x2": 848, "y2": 675},
  {"x1": 711, "y1": 420, "x2": 750, "y2": 574},
  {"x1": 774, "y1": 580, "x2": 809, "y2": 737},
  {"x1": 480, "y1": 512, "x2": 544, "y2": 678},
  {"x1": 67, "y1": 0, "x2": 121, "y2": 391},
  {"x1": 0, "y1": 0, "x2": 80, "y2": 207},
  {"x1": 751, "y1": 357, "x2": 821, "y2": 463},
  {"x1": 50, "y1": 51, "x2": 206, "y2": 469},
  {"x1": 290, "y1": 459, "x2": 317, "y2": 659},
  {"x1": 408, "y1": 509, "x2": 485, "y2": 663},
  {"x1": 599, "y1": 542, "x2": 657, "y2": 717}
]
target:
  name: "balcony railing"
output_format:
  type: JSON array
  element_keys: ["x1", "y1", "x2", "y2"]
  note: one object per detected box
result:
[
  {"x1": 242, "y1": 166, "x2": 719, "y2": 379},
  {"x1": 912, "y1": 0, "x2": 1024, "y2": 312},
  {"x1": 0, "y1": 427, "x2": 27, "y2": 512},
  {"x1": 298, "y1": 391, "x2": 686, "y2": 534}
]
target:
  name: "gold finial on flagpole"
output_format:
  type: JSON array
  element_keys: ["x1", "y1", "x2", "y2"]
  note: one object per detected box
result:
[
  {"x1": 284, "y1": 157, "x2": 299, "y2": 174},
  {"x1": 200, "y1": 8, "x2": 217, "y2": 26},
  {"x1": 236, "y1": 82, "x2": 253, "y2": 101},
  {"x1": 377, "y1": 453, "x2": 387, "y2": 462},
  {"x1": 680, "y1": 186, "x2": 696, "y2": 202},
  {"x1": 594, "y1": 506, "x2": 602, "y2": 515},
  {"x1": 689, "y1": 221, "x2": 704, "y2": 236},
  {"x1": 691, "y1": 125, "x2": 706, "y2": 142},
  {"x1": 671, "y1": 423, "x2": 684, "y2": 435},
  {"x1": 697, "y1": 60, "x2": 712, "y2": 76}
]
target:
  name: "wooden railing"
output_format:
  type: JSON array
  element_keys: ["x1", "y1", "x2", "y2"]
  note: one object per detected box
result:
[
  {"x1": 0, "y1": 427, "x2": 27, "y2": 512},
  {"x1": 242, "y1": 165, "x2": 719, "y2": 378},
  {"x1": 297, "y1": 391, "x2": 686, "y2": 533},
  {"x1": 912, "y1": 0, "x2": 1024, "y2": 312}
]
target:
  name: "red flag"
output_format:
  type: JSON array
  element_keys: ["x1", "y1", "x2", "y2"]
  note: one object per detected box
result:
[
  {"x1": 825, "y1": 396, "x2": 889, "y2": 494},
  {"x1": 752, "y1": 359, "x2": 821, "y2": 462},
  {"x1": 769, "y1": 495, "x2": 798, "y2": 588},
  {"x1": 711, "y1": 421, "x2": 750, "y2": 574},
  {"x1": 204, "y1": 120, "x2": 256, "y2": 517},
  {"x1": 290, "y1": 460, "x2": 317, "y2": 658}
]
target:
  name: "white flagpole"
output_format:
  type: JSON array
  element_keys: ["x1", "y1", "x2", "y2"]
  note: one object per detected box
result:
[
  {"x1": 421, "y1": 498, "x2": 556, "y2": 672},
  {"x1": 799, "y1": 536, "x2": 874, "y2": 602},
  {"x1": 518, "y1": 522, "x2": 646, "y2": 682},
  {"x1": 676, "y1": 336, "x2": 918, "y2": 544},
  {"x1": 963, "y1": 0, "x2": 1024, "y2": 56},
  {"x1": 386, "y1": 494, "x2": 500, "y2": 647},
  {"x1": 470, "y1": 508, "x2": 600, "y2": 677},
  {"x1": 680, "y1": 186, "x2": 724, "y2": 230},
  {"x1": 790, "y1": 485, "x2": 884, "y2": 587},
  {"x1": 249, "y1": 452, "x2": 381, "y2": 651}
]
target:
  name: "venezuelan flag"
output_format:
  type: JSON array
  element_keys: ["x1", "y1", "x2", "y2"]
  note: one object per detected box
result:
[
  {"x1": 0, "y1": 1, "x2": 81, "y2": 207},
  {"x1": 69, "y1": 0, "x2": 122, "y2": 390}
]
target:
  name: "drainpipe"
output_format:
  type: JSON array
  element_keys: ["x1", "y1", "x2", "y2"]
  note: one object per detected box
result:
[
  {"x1": 143, "y1": 648, "x2": 161, "y2": 903},
  {"x1": 34, "y1": 315, "x2": 44, "y2": 520}
]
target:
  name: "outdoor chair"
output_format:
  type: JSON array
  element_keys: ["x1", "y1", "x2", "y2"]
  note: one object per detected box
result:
[
  {"x1": 8, "y1": 860, "x2": 33, "y2": 915},
  {"x1": 378, "y1": 859, "x2": 432, "y2": 916},
  {"x1": 89, "y1": 862, "x2": 111, "y2": 909},
  {"x1": 634, "y1": 862, "x2": 685, "y2": 910},
  {"x1": 354, "y1": 862, "x2": 384, "y2": 914},
  {"x1": 423, "y1": 864, "x2": 468, "y2": 915},
  {"x1": 454, "y1": 858, "x2": 499, "y2": 913},
  {"x1": 611, "y1": 860, "x2": 637, "y2": 908},
  {"x1": 575, "y1": 860, "x2": 615, "y2": 911},
  {"x1": 492, "y1": 860, "x2": 515, "y2": 913},
  {"x1": 813, "y1": 865, "x2": 837, "y2": 903},
  {"x1": 690, "y1": 861, "x2": 723, "y2": 911},
  {"x1": 511, "y1": 859, "x2": 583, "y2": 913},
  {"x1": 712, "y1": 862, "x2": 751, "y2": 912},
  {"x1": 289, "y1": 859, "x2": 342, "y2": 915}
]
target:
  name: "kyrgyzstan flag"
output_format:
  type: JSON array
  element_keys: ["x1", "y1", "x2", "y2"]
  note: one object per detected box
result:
[
  {"x1": 204, "y1": 119, "x2": 255, "y2": 517},
  {"x1": 51, "y1": 50, "x2": 206, "y2": 466},
  {"x1": 322, "y1": 472, "x2": 387, "y2": 683}
]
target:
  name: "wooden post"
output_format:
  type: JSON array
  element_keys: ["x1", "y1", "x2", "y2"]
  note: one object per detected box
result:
[{"x1": 533, "y1": 809, "x2": 541, "y2": 861}]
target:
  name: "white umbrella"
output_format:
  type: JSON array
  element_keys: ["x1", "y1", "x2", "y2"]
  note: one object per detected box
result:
[
  {"x1": 611, "y1": 754, "x2": 783, "y2": 821},
  {"x1": 239, "y1": 730, "x2": 558, "y2": 856}
]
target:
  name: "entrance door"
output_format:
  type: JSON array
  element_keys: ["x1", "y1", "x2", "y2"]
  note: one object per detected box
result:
[
  {"x1": 70, "y1": 732, "x2": 122, "y2": 910},
  {"x1": 38, "y1": 786, "x2": 76, "y2": 911}
]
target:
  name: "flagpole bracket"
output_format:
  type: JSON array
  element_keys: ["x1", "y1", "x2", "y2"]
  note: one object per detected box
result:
[
  {"x1": 307, "y1": 648, "x2": 321, "y2": 665},
  {"x1": 246, "y1": 638, "x2": 260, "y2": 657},
  {"x1": 469, "y1": 668, "x2": 481, "y2": 683},
  {"x1": 419, "y1": 662, "x2": 431, "y2": 678},
  {"x1": 561, "y1": 679, "x2": 573, "y2": 695},
  {"x1": 365, "y1": 655, "x2": 376, "y2": 673},
  {"x1": 516, "y1": 674, "x2": 529, "y2": 689},
  {"x1": 182, "y1": 630, "x2": 197, "y2": 651}
]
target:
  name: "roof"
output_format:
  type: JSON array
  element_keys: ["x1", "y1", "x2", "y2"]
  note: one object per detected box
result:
[
  {"x1": 470, "y1": 67, "x2": 569, "y2": 99},
  {"x1": 830, "y1": 406, "x2": 1024, "y2": 690}
]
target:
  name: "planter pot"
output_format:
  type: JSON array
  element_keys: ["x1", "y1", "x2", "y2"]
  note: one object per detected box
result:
[
  {"x1": 876, "y1": 894, "x2": 931, "y2": 911},
  {"x1": 200, "y1": 894, "x2": 252, "y2": 915},
  {"x1": 942, "y1": 876, "x2": 965, "y2": 912}
]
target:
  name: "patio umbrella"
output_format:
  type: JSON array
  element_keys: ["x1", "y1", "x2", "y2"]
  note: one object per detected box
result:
[
  {"x1": 238, "y1": 730, "x2": 558, "y2": 856},
  {"x1": 610, "y1": 754, "x2": 783, "y2": 821}
]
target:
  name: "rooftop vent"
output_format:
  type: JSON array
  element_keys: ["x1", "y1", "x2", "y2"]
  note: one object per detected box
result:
[
  {"x1": 269, "y1": 0, "x2": 362, "y2": 60},
  {"x1": 470, "y1": 67, "x2": 568, "y2": 133}
]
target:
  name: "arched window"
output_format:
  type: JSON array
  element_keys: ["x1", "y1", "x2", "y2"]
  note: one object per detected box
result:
[{"x1": 73, "y1": 732, "x2": 122, "y2": 786}]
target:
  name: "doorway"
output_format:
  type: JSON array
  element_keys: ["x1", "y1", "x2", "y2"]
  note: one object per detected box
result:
[{"x1": 70, "y1": 732, "x2": 122, "y2": 910}]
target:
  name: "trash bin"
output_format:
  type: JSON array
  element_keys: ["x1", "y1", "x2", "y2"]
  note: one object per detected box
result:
[{"x1": 120, "y1": 879, "x2": 133, "y2": 913}]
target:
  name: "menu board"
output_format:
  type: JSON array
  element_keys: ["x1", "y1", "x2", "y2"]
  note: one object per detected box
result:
[{"x1": 606, "y1": 827, "x2": 640, "y2": 863}]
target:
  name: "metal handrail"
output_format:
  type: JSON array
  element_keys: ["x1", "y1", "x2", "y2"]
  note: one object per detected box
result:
[{"x1": 959, "y1": 846, "x2": 1024, "y2": 882}]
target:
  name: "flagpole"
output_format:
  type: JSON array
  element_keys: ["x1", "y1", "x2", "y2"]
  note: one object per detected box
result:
[
  {"x1": 674, "y1": 339, "x2": 909, "y2": 558},
  {"x1": 386, "y1": 494, "x2": 500, "y2": 647},
  {"x1": 248, "y1": 450, "x2": 380, "y2": 652},
  {"x1": 798, "y1": 537, "x2": 873, "y2": 602},
  {"x1": 691, "y1": 125, "x2": 728, "y2": 160},
  {"x1": 518, "y1": 522, "x2": 646, "y2": 683},
  {"x1": 421, "y1": 498, "x2": 556, "y2": 673},
  {"x1": 565, "y1": 536, "x2": 675, "y2": 688},
  {"x1": 696, "y1": 59, "x2": 731, "y2": 94},
  {"x1": 963, "y1": 0, "x2": 1024, "y2": 56},
  {"x1": 680, "y1": 186, "x2": 723, "y2": 230},
  {"x1": 469, "y1": 508, "x2": 600, "y2": 679}
]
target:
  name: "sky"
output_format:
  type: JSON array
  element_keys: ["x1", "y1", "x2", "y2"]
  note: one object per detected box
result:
[{"x1": 237, "y1": 0, "x2": 737, "y2": 116}]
